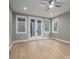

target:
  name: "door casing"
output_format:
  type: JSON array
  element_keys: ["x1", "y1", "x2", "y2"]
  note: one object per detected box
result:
[{"x1": 28, "y1": 16, "x2": 43, "y2": 38}]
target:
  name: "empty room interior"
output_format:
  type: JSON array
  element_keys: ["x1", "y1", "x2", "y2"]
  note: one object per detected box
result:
[{"x1": 9, "y1": 0, "x2": 70, "y2": 59}]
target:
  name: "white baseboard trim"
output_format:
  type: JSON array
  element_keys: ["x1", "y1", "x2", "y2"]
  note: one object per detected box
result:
[
  {"x1": 49, "y1": 37, "x2": 70, "y2": 44},
  {"x1": 9, "y1": 37, "x2": 70, "y2": 50},
  {"x1": 13, "y1": 37, "x2": 49, "y2": 43},
  {"x1": 9, "y1": 41, "x2": 15, "y2": 51},
  {"x1": 9, "y1": 37, "x2": 49, "y2": 50}
]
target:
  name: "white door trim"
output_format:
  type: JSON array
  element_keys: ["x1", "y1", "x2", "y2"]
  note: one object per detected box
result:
[{"x1": 28, "y1": 16, "x2": 43, "y2": 38}]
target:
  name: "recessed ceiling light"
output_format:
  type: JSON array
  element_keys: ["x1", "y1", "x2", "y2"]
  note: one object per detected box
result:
[
  {"x1": 24, "y1": 7, "x2": 27, "y2": 10},
  {"x1": 51, "y1": 2, "x2": 54, "y2": 4},
  {"x1": 49, "y1": 5, "x2": 54, "y2": 8}
]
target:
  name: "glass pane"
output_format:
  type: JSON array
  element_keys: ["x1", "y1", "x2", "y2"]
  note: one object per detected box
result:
[
  {"x1": 18, "y1": 22, "x2": 21, "y2": 32},
  {"x1": 54, "y1": 21, "x2": 57, "y2": 32},
  {"x1": 37, "y1": 20, "x2": 41, "y2": 36},
  {"x1": 18, "y1": 18, "x2": 21, "y2": 21},
  {"x1": 21, "y1": 22, "x2": 25, "y2": 32},
  {"x1": 21, "y1": 18, "x2": 25, "y2": 21},
  {"x1": 30, "y1": 19, "x2": 35, "y2": 36},
  {"x1": 45, "y1": 21, "x2": 49, "y2": 31},
  {"x1": 18, "y1": 18, "x2": 25, "y2": 32},
  {"x1": 18, "y1": 18, "x2": 25, "y2": 21}
]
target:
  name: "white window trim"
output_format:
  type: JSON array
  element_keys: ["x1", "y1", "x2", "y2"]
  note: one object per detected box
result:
[
  {"x1": 16, "y1": 15, "x2": 27, "y2": 34},
  {"x1": 52, "y1": 17, "x2": 58, "y2": 33},
  {"x1": 44, "y1": 19, "x2": 50, "y2": 33}
]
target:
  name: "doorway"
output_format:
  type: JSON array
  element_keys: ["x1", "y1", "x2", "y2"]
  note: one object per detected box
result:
[{"x1": 29, "y1": 17, "x2": 43, "y2": 38}]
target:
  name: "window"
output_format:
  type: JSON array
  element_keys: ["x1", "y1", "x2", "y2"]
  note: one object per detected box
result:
[
  {"x1": 16, "y1": 15, "x2": 27, "y2": 34},
  {"x1": 52, "y1": 17, "x2": 58, "y2": 33},
  {"x1": 44, "y1": 19, "x2": 50, "y2": 33}
]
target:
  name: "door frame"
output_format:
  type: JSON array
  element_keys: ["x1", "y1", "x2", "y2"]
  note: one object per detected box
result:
[{"x1": 28, "y1": 16, "x2": 43, "y2": 38}]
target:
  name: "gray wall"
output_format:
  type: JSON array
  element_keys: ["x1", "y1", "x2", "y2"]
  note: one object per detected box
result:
[
  {"x1": 13, "y1": 15, "x2": 50, "y2": 40},
  {"x1": 50, "y1": 12, "x2": 70, "y2": 41},
  {"x1": 13, "y1": 12, "x2": 70, "y2": 42},
  {"x1": 13, "y1": 15, "x2": 28, "y2": 40},
  {"x1": 9, "y1": 8, "x2": 14, "y2": 45}
]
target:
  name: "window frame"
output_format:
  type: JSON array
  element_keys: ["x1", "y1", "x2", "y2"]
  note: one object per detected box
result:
[
  {"x1": 44, "y1": 19, "x2": 50, "y2": 33},
  {"x1": 16, "y1": 15, "x2": 27, "y2": 34},
  {"x1": 52, "y1": 17, "x2": 58, "y2": 33}
]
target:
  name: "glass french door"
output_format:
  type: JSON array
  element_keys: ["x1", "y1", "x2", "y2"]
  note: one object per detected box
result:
[
  {"x1": 30, "y1": 19, "x2": 42, "y2": 37},
  {"x1": 37, "y1": 20, "x2": 41, "y2": 36},
  {"x1": 30, "y1": 19, "x2": 35, "y2": 37}
]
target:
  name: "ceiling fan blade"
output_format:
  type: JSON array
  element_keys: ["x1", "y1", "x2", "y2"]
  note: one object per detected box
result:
[
  {"x1": 41, "y1": 2, "x2": 48, "y2": 5},
  {"x1": 55, "y1": 2, "x2": 63, "y2": 5},
  {"x1": 54, "y1": 0, "x2": 64, "y2": 4},
  {"x1": 55, "y1": 0, "x2": 63, "y2": 2},
  {"x1": 42, "y1": 0, "x2": 49, "y2": 4},
  {"x1": 41, "y1": 1, "x2": 49, "y2": 5},
  {"x1": 43, "y1": 0, "x2": 49, "y2": 2},
  {"x1": 55, "y1": 5, "x2": 61, "y2": 7}
]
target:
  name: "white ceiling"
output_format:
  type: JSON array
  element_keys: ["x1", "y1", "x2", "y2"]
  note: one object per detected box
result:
[{"x1": 9, "y1": 0, "x2": 70, "y2": 18}]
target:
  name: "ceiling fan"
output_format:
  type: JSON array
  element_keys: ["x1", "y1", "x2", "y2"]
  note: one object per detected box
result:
[{"x1": 41, "y1": 0, "x2": 63, "y2": 11}]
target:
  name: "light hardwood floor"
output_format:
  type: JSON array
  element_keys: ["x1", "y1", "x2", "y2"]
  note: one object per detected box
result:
[{"x1": 9, "y1": 39, "x2": 70, "y2": 59}]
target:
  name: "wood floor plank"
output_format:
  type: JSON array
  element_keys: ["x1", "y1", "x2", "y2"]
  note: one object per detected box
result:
[{"x1": 9, "y1": 39, "x2": 70, "y2": 59}]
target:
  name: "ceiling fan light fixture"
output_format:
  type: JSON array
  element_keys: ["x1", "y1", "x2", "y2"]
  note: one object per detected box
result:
[{"x1": 49, "y1": 5, "x2": 54, "y2": 8}]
